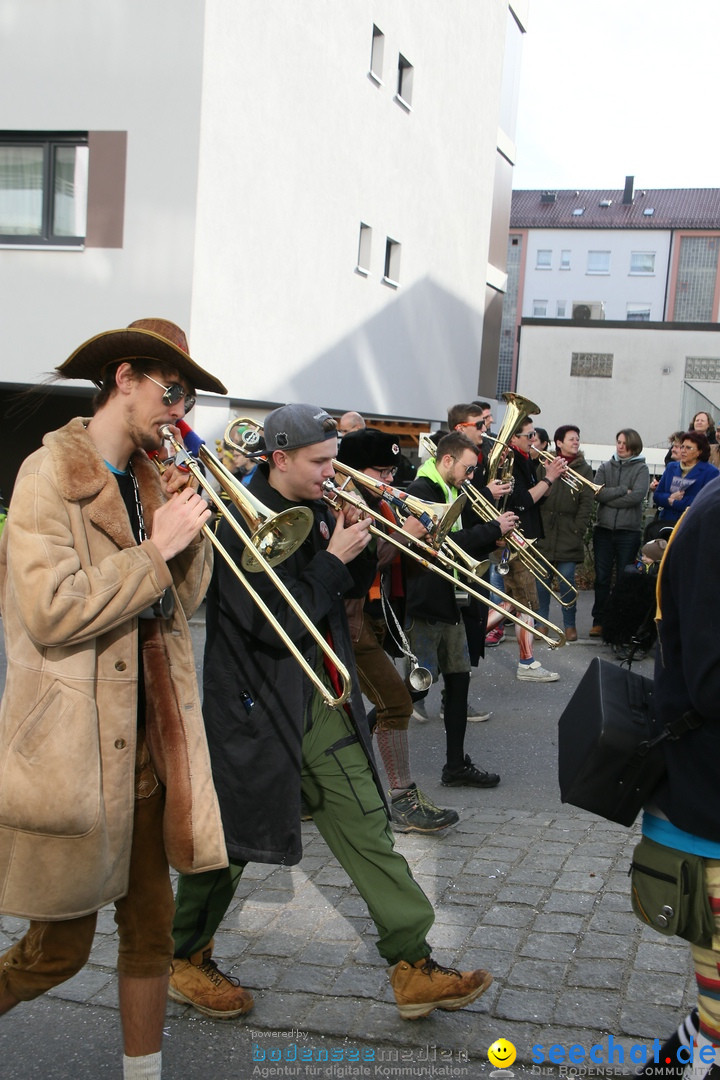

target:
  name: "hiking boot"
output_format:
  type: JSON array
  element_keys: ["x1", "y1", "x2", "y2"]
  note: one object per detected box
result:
[
  {"x1": 168, "y1": 944, "x2": 254, "y2": 1019},
  {"x1": 516, "y1": 661, "x2": 559, "y2": 682},
  {"x1": 589, "y1": 624, "x2": 604, "y2": 638},
  {"x1": 391, "y1": 785, "x2": 459, "y2": 833},
  {"x1": 485, "y1": 626, "x2": 506, "y2": 647},
  {"x1": 389, "y1": 956, "x2": 492, "y2": 1020},
  {"x1": 564, "y1": 627, "x2": 578, "y2": 642},
  {"x1": 441, "y1": 755, "x2": 500, "y2": 788}
]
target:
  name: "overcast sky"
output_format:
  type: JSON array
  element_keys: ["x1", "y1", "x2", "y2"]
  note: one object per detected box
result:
[{"x1": 512, "y1": 0, "x2": 719, "y2": 192}]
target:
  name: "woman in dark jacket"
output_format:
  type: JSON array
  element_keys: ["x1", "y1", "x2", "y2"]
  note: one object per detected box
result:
[{"x1": 536, "y1": 424, "x2": 595, "y2": 641}]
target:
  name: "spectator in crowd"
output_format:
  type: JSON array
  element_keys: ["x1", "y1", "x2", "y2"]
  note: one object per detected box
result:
[
  {"x1": 589, "y1": 429, "x2": 649, "y2": 638},
  {"x1": 689, "y1": 410, "x2": 716, "y2": 445},
  {"x1": 536, "y1": 425, "x2": 595, "y2": 642},
  {"x1": 653, "y1": 431, "x2": 718, "y2": 528}
]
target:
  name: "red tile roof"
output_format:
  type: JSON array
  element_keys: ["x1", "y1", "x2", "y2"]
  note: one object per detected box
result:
[{"x1": 511, "y1": 187, "x2": 720, "y2": 230}]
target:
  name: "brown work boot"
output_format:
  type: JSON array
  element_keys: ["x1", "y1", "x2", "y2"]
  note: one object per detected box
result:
[
  {"x1": 388, "y1": 956, "x2": 492, "y2": 1020},
  {"x1": 168, "y1": 944, "x2": 254, "y2": 1019}
]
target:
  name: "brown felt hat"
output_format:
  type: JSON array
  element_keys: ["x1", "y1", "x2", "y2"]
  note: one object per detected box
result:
[{"x1": 56, "y1": 317, "x2": 228, "y2": 395}]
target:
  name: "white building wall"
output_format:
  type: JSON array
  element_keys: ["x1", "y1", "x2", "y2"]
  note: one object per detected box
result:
[
  {"x1": 189, "y1": 0, "x2": 509, "y2": 419},
  {"x1": 516, "y1": 321, "x2": 720, "y2": 453},
  {"x1": 0, "y1": 0, "x2": 206, "y2": 382},
  {"x1": 521, "y1": 228, "x2": 672, "y2": 322}
]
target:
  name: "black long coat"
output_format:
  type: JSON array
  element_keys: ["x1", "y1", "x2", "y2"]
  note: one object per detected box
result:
[{"x1": 201, "y1": 464, "x2": 382, "y2": 866}]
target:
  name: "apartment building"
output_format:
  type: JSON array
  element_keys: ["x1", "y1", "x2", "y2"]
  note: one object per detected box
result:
[
  {"x1": 0, "y1": 0, "x2": 527, "y2": 496},
  {"x1": 497, "y1": 179, "x2": 720, "y2": 447}
]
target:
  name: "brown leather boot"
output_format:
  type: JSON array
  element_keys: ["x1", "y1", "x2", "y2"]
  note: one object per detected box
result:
[
  {"x1": 168, "y1": 942, "x2": 254, "y2": 1019},
  {"x1": 389, "y1": 956, "x2": 492, "y2": 1020}
]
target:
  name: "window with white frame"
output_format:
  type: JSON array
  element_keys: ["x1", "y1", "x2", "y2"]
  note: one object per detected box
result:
[
  {"x1": 629, "y1": 251, "x2": 655, "y2": 274},
  {"x1": 556, "y1": 300, "x2": 566, "y2": 317},
  {"x1": 536, "y1": 249, "x2": 551, "y2": 269},
  {"x1": 560, "y1": 249, "x2": 571, "y2": 269},
  {"x1": 396, "y1": 55, "x2": 413, "y2": 108},
  {"x1": 532, "y1": 299, "x2": 548, "y2": 317},
  {"x1": 587, "y1": 250, "x2": 610, "y2": 274},
  {"x1": 383, "y1": 237, "x2": 401, "y2": 286},
  {"x1": 369, "y1": 25, "x2": 384, "y2": 83},
  {"x1": 626, "y1": 303, "x2": 651, "y2": 321},
  {"x1": 0, "y1": 131, "x2": 88, "y2": 245}
]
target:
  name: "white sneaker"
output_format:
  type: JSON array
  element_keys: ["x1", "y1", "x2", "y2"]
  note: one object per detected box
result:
[
  {"x1": 467, "y1": 707, "x2": 492, "y2": 722},
  {"x1": 516, "y1": 661, "x2": 559, "y2": 683},
  {"x1": 412, "y1": 698, "x2": 431, "y2": 722},
  {"x1": 439, "y1": 701, "x2": 491, "y2": 722}
]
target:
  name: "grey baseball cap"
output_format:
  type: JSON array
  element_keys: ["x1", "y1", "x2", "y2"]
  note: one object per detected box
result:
[{"x1": 264, "y1": 404, "x2": 338, "y2": 453}]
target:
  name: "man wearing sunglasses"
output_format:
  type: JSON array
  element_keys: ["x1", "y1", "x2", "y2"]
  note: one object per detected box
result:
[{"x1": 0, "y1": 318, "x2": 228, "y2": 1080}]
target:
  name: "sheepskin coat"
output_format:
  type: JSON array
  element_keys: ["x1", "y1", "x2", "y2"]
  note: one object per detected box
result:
[{"x1": 0, "y1": 418, "x2": 227, "y2": 920}]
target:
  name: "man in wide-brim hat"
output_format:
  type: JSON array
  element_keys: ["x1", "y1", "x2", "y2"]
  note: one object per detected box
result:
[{"x1": 0, "y1": 318, "x2": 228, "y2": 1080}]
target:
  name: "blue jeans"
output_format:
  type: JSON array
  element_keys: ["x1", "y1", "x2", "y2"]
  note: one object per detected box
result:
[
  {"x1": 592, "y1": 526, "x2": 641, "y2": 624},
  {"x1": 536, "y1": 561, "x2": 577, "y2": 628}
]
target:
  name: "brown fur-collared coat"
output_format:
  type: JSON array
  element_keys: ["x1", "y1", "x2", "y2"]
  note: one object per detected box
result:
[{"x1": 0, "y1": 418, "x2": 227, "y2": 920}]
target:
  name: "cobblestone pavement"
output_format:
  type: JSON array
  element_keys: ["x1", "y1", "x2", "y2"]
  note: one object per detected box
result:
[{"x1": 0, "y1": 595, "x2": 695, "y2": 1078}]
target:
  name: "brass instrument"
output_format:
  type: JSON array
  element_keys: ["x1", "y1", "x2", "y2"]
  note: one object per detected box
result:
[
  {"x1": 324, "y1": 472, "x2": 566, "y2": 649},
  {"x1": 486, "y1": 392, "x2": 540, "y2": 483},
  {"x1": 224, "y1": 417, "x2": 565, "y2": 647},
  {"x1": 532, "y1": 447, "x2": 604, "y2": 495},
  {"x1": 158, "y1": 425, "x2": 353, "y2": 707},
  {"x1": 419, "y1": 432, "x2": 578, "y2": 609}
]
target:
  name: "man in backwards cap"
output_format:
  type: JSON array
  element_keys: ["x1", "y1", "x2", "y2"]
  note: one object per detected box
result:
[
  {"x1": 169, "y1": 403, "x2": 493, "y2": 1021},
  {"x1": 0, "y1": 319, "x2": 228, "y2": 1080}
]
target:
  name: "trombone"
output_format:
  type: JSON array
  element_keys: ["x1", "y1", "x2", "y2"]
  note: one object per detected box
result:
[
  {"x1": 531, "y1": 447, "x2": 604, "y2": 495},
  {"x1": 157, "y1": 425, "x2": 353, "y2": 708},
  {"x1": 223, "y1": 419, "x2": 565, "y2": 648},
  {"x1": 326, "y1": 465, "x2": 566, "y2": 649},
  {"x1": 419, "y1": 433, "x2": 577, "y2": 608}
]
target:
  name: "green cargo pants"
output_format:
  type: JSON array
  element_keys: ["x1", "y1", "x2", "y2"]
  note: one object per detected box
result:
[{"x1": 173, "y1": 700, "x2": 434, "y2": 965}]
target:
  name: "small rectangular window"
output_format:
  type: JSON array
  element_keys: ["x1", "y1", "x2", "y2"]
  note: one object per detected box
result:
[
  {"x1": 627, "y1": 304, "x2": 651, "y2": 321},
  {"x1": 357, "y1": 222, "x2": 372, "y2": 274},
  {"x1": 587, "y1": 250, "x2": 610, "y2": 274},
  {"x1": 560, "y1": 249, "x2": 571, "y2": 269},
  {"x1": 369, "y1": 25, "x2": 384, "y2": 83},
  {"x1": 630, "y1": 251, "x2": 655, "y2": 274},
  {"x1": 556, "y1": 300, "x2": 566, "y2": 317},
  {"x1": 571, "y1": 352, "x2": 614, "y2": 377},
  {"x1": 383, "y1": 238, "x2": 401, "y2": 286},
  {"x1": 0, "y1": 131, "x2": 88, "y2": 246},
  {"x1": 532, "y1": 300, "x2": 548, "y2": 317},
  {"x1": 396, "y1": 55, "x2": 414, "y2": 109},
  {"x1": 536, "y1": 249, "x2": 551, "y2": 269}
]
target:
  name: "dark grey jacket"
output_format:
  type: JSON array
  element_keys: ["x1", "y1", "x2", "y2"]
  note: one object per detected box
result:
[{"x1": 594, "y1": 455, "x2": 649, "y2": 532}]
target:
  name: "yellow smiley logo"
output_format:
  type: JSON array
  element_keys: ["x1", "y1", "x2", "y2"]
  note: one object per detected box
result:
[{"x1": 488, "y1": 1039, "x2": 517, "y2": 1069}]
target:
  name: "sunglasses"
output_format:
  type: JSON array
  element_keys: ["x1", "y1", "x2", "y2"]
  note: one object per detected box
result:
[
  {"x1": 457, "y1": 420, "x2": 485, "y2": 431},
  {"x1": 517, "y1": 431, "x2": 536, "y2": 440},
  {"x1": 144, "y1": 373, "x2": 196, "y2": 415}
]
